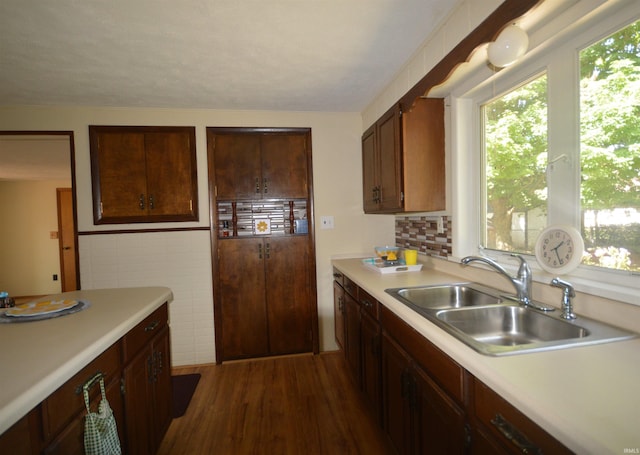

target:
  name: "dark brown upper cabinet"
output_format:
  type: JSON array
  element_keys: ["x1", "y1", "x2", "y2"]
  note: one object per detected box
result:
[
  {"x1": 89, "y1": 125, "x2": 198, "y2": 224},
  {"x1": 210, "y1": 131, "x2": 308, "y2": 200},
  {"x1": 363, "y1": 98, "x2": 445, "y2": 214}
]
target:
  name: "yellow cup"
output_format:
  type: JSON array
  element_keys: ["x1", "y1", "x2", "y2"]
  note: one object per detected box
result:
[{"x1": 404, "y1": 249, "x2": 418, "y2": 265}]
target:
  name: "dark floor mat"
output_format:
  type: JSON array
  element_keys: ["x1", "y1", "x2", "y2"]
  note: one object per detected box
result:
[{"x1": 172, "y1": 373, "x2": 201, "y2": 418}]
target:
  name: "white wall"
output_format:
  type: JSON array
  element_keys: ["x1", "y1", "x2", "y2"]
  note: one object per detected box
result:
[
  {"x1": 0, "y1": 105, "x2": 394, "y2": 365},
  {"x1": 362, "y1": 0, "x2": 502, "y2": 128}
]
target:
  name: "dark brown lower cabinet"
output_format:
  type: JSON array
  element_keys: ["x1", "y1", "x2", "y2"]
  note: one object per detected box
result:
[
  {"x1": 124, "y1": 325, "x2": 172, "y2": 455},
  {"x1": 43, "y1": 379, "x2": 124, "y2": 455},
  {"x1": 343, "y1": 290, "x2": 361, "y2": 384},
  {"x1": 334, "y1": 270, "x2": 573, "y2": 455},
  {"x1": 217, "y1": 236, "x2": 315, "y2": 361},
  {"x1": 381, "y1": 332, "x2": 465, "y2": 455},
  {"x1": 333, "y1": 277, "x2": 346, "y2": 350},
  {"x1": 122, "y1": 304, "x2": 172, "y2": 455},
  {"x1": 360, "y1": 310, "x2": 382, "y2": 424},
  {"x1": 0, "y1": 303, "x2": 172, "y2": 455}
]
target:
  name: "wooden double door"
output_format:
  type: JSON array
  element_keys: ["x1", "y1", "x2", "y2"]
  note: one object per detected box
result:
[{"x1": 208, "y1": 127, "x2": 318, "y2": 363}]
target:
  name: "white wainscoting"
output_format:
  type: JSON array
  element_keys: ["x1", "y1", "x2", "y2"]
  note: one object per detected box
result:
[{"x1": 79, "y1": 230, "x2": 215, "y2": 366}]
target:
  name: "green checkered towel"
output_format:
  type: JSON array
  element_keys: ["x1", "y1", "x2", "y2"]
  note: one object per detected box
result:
[{"x1": 83, "y1": 377, "x2": 122, "y2": 455}]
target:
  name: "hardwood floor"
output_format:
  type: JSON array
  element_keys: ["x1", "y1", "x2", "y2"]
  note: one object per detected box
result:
[{"x1": 158, "y1": 352, "x2": 395, "y2": 455}]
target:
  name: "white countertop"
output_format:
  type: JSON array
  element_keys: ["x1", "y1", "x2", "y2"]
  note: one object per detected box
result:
[
  {"x1": 0, "y1": 286, "x2": 173, "y2": 435},
  {"x1": 333, "y1": 258, "x2": 640, "y2": 454}
]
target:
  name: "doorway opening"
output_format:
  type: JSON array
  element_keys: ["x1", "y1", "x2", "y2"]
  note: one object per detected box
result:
[{"x1": 0, "y1": 131, "x2": 80, "y2": 299}]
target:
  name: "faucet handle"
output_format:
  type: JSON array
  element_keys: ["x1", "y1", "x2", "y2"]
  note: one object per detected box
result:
[{"x1": 551, "y1": 277, "x2": 576, "y2": 320}]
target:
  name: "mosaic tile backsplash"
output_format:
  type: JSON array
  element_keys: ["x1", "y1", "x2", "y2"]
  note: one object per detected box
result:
[{"x1": 395, "y1": 216, "x2": 451, "y2": 258}]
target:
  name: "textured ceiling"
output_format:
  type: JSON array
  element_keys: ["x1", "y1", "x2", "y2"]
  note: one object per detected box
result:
[{"x1": 0, "y1": 0, "x2": 458, "y2": 112}]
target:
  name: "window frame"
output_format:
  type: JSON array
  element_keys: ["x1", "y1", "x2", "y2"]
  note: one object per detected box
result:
[{"x1": 451, "y1": 0, "x2": 640, "y2": 306}]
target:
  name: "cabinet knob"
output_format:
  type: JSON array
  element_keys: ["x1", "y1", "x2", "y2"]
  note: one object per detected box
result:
[
  {"x1": 139, "y1": 194, "x2": 145, "y2": 210},
  {"x1": 149, "y1": 194, "x2": 155, "y2": 210}
]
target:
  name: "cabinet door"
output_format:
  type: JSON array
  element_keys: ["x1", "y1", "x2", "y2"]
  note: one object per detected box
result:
[
  {"x1": 344, "y1": 292, "x2": 361, "y2": 385},
  {"x1": 145, "y1": 131, "x2": 197, "y2": 218},
  {"x1": 261, "y1": 133, "x2": 308, "y2": 199},
  {"x1": 211, "y1": 133, "x2": 262, "y2": 199},
  {"x1": 0, "y1": 412, "x2": 36, "y2": 455},
  {"x1": 377, "y1": 105, "x2": 403, "y2": 212},
  {"x1": 360, "y1": 311, "x2": 381, "y2": 424},
  {"x1": 402, "y1": 98, "x2": 445, "y2": 212},
  {"x1": 123, "y1": 345, "x2": 154, "y2": 455},
  {"x1": 265, "y1": 236, "x2": 313, "y2": 355},
  {"x1": 44, "y1": 378, "x2": 124, "y2": 455},
  {"x1": 218, "y1": 238, "x2": 269, "y2": 359},
  {"x1": 150, "y1": 326, "x2": 173, "y2": 455},
  {"x1": 333, "y1": 281, "x2": 345, "y2": 350},
  {"x1": 362, "y1": 125, "x2": 378, "y2": 213},
  {"x1": 93, "y1": 131, "x2": 148, "y2": 219},
  {"x1": 381, "y1": 332, "x2": 413, "y2": 455},
  {"x1": 413, "y1": 364, "x2": 466, "y2": 455}
]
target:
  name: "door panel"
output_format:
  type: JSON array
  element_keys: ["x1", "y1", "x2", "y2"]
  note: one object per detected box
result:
[
  {"x1": 218, "y1": 238, "x2": 268, "y2": 359},
  {"x1": 96, "y1": 132, "x2": 147, "y2": 218},
  {"x1": 212, "y1": 134, "x2": 262, "y2": 200},
  {"x1": 265, "y1": 236, "x2": 312, "y2": 354},
  {"x1": 377, "y1": 108, "x2": 403, "y2": 211},
  {"x1": 56, "y1": 188, "x2": 77, "y2": 292},
  {"x1": 260, "y1": 134, "x2": 308, "y2": 199},
  {"x1": 145, "y1": 131, "x2": 197, "y2": 217}
]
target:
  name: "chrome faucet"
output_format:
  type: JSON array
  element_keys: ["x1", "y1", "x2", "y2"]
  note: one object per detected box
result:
[
  {"x1": 461, "y1": 254, "x2": 533, "y2": 306},
  {"x1": 550, "y1": 277, "x2": 576, "y2": 320}
]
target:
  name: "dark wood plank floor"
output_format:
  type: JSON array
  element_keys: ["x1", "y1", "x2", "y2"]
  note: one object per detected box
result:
[{"x1": 158, "y1": 352, "x2": 395, "y2": 455}]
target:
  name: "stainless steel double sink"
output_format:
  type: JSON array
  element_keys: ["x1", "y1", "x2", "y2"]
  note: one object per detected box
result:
[{"x1": 385, "y1": 283, "x2": 635, "y2": 356}]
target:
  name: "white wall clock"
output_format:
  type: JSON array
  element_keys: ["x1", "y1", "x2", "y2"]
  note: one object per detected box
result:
[{"x1": 535, "y1": 224, "x2": 585, "y2": 275}]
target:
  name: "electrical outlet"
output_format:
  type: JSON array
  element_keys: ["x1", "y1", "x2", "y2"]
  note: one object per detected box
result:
[
  {"x1": 53, "y1": 274, "x2": 58, "y2": 281},
  {"x1": 320, "y1": 216, "x2": 335, "y2": 229},
  {"x1": 437, "y1": 216, "x2": 444, "y2": 234}
]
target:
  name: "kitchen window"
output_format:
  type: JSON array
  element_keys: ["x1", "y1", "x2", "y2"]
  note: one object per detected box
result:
[{"x1": 465, "y1": 3, "x2": 640, "y2": 302}]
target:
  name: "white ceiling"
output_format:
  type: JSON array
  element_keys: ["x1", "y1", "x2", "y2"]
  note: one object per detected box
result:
[
  {"x1": 0, "y1": 136, "x2": 71, "y2": 181},
  {"x1": 0, "y1": 0, "x2": 459, "y2": 113}
]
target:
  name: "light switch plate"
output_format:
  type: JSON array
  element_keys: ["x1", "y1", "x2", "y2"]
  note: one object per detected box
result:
[{"x1": 320, "y1": 216, "x2": 334, "y2": 229}]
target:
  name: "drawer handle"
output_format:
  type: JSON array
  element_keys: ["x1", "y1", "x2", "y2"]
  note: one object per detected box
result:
[
  {"x1": 491, "y1": 413, "x2": 542, "y2": 455},
  {"x1": 144, "y1": 320, "x2": 160, "y2": 332},
  {"x1": 75, "y1": 371, "x2": 104, "y2": 395},
  {"x1": 361, "y1": 298, "x2": 373, "y2": 308}
]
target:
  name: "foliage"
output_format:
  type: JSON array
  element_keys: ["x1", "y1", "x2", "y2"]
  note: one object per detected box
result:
[
  {"x1": 484, "y1": 20, "x2": 640, "y2": 271},
  {"x1": 484, "y1": 75, "x2": 548, "y2": 249}
]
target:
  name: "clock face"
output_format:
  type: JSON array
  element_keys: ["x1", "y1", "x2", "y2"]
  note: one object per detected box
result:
[{"x1": 535, "y1": 225, "x2": 585, "y2": 274}]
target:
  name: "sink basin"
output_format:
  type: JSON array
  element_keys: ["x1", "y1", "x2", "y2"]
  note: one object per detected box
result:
[
  {"x1": 437, "y1": 305, "x2": 588, "y2": 346},
  {"x1": 385, "y1": 283, "x2": 636, "y2": 356},
  {"x1": 387, "y1": 283, "x2": 501, "y2": 310}
]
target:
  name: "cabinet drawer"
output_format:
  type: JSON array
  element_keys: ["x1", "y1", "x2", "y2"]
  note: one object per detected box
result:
[
  {"x1": 473, "y1": 378, "x2": 572, "y2": 454},
  {"x1": 381, "y1": 305, "x2": 464, "y2": 404},
  {"x1": 43, "y1": 378, "x2": 124, "y2": 455},
  {"x1": 43, "y1": 341, "x2": 122, "y2": 440},
  {"x1": 358, "y1": 288, "x2": 379, "y2": 320},
  {"x1": 343, "y1": 277, "x2": 358, "y2": 299},
  {"x1": 123, "y1": 303, "x2": 168, "y2": 362},
  {"x1": 332, "y1": 267, "x2": 344, "y2": 287}
]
